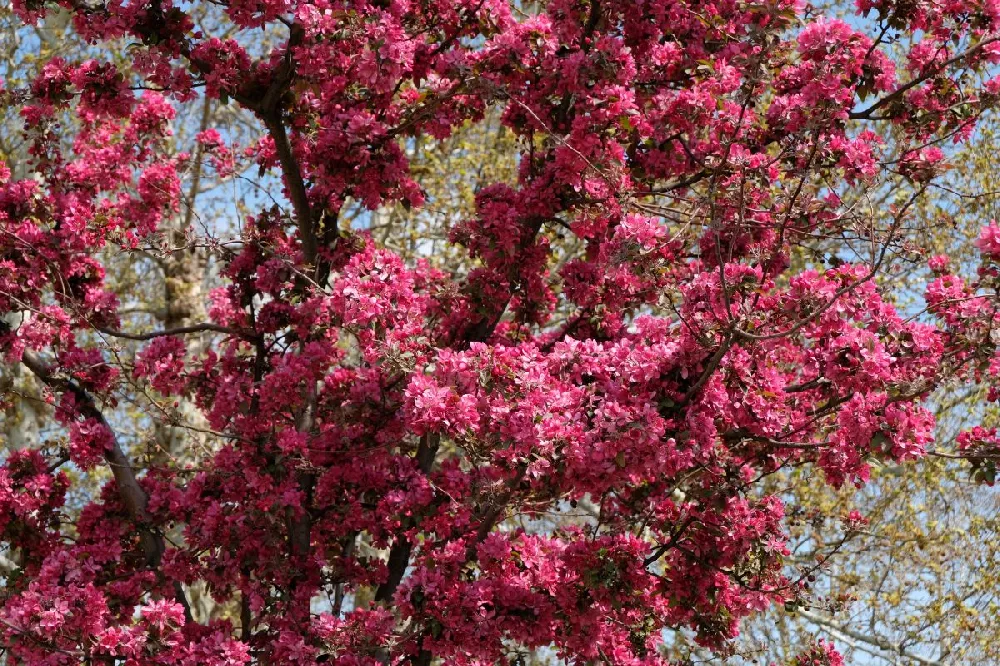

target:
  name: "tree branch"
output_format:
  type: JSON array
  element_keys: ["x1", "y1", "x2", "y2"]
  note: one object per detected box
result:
[
  {"x1": 849, "y1": 37, "x2": 1000, "y2": 120},
  {"x1": 799, "y1": 609, "x2": 944, "y2": 666},
  {"x1": 262, "y1": 113, "x2": 317, "y2": 266},
  {"x1": 97, "y1": 323, "x2": 253, "y2": 341},
  {"x1": 18, "y1": 350, "x2": 194, "y2": 624},
  {"x1": 374, "y1": 432, "x2": 440, "y2": 604}
]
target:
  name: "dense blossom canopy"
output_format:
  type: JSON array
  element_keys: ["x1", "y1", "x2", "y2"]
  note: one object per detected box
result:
[{"x1": 1, "y1": 0, "x2": 1000, "y2": 664}]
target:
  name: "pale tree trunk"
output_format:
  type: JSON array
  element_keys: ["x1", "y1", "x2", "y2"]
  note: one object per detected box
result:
[
  {"x1": 150, "y1": 96, "x2": 212, "y2": 462},
  {"x1": 149, "y1": 98, "x2": 217, "y2": 623},
  {"x1": 1, "y1": 311, "x2": 45, "y2": 452},
  {"x1": 2, "y1": 365, "x2": 42, "y2": 451}
]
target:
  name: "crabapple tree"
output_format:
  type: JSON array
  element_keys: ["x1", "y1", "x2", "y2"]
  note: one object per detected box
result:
[{"x1": 2, "y1": 0, "x2": 1000, "y2": 665}]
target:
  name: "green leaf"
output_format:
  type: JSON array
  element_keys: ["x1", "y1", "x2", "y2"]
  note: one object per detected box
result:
[{"x1": 870, "y1": 432, "x2": 890, "y2": 453}]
